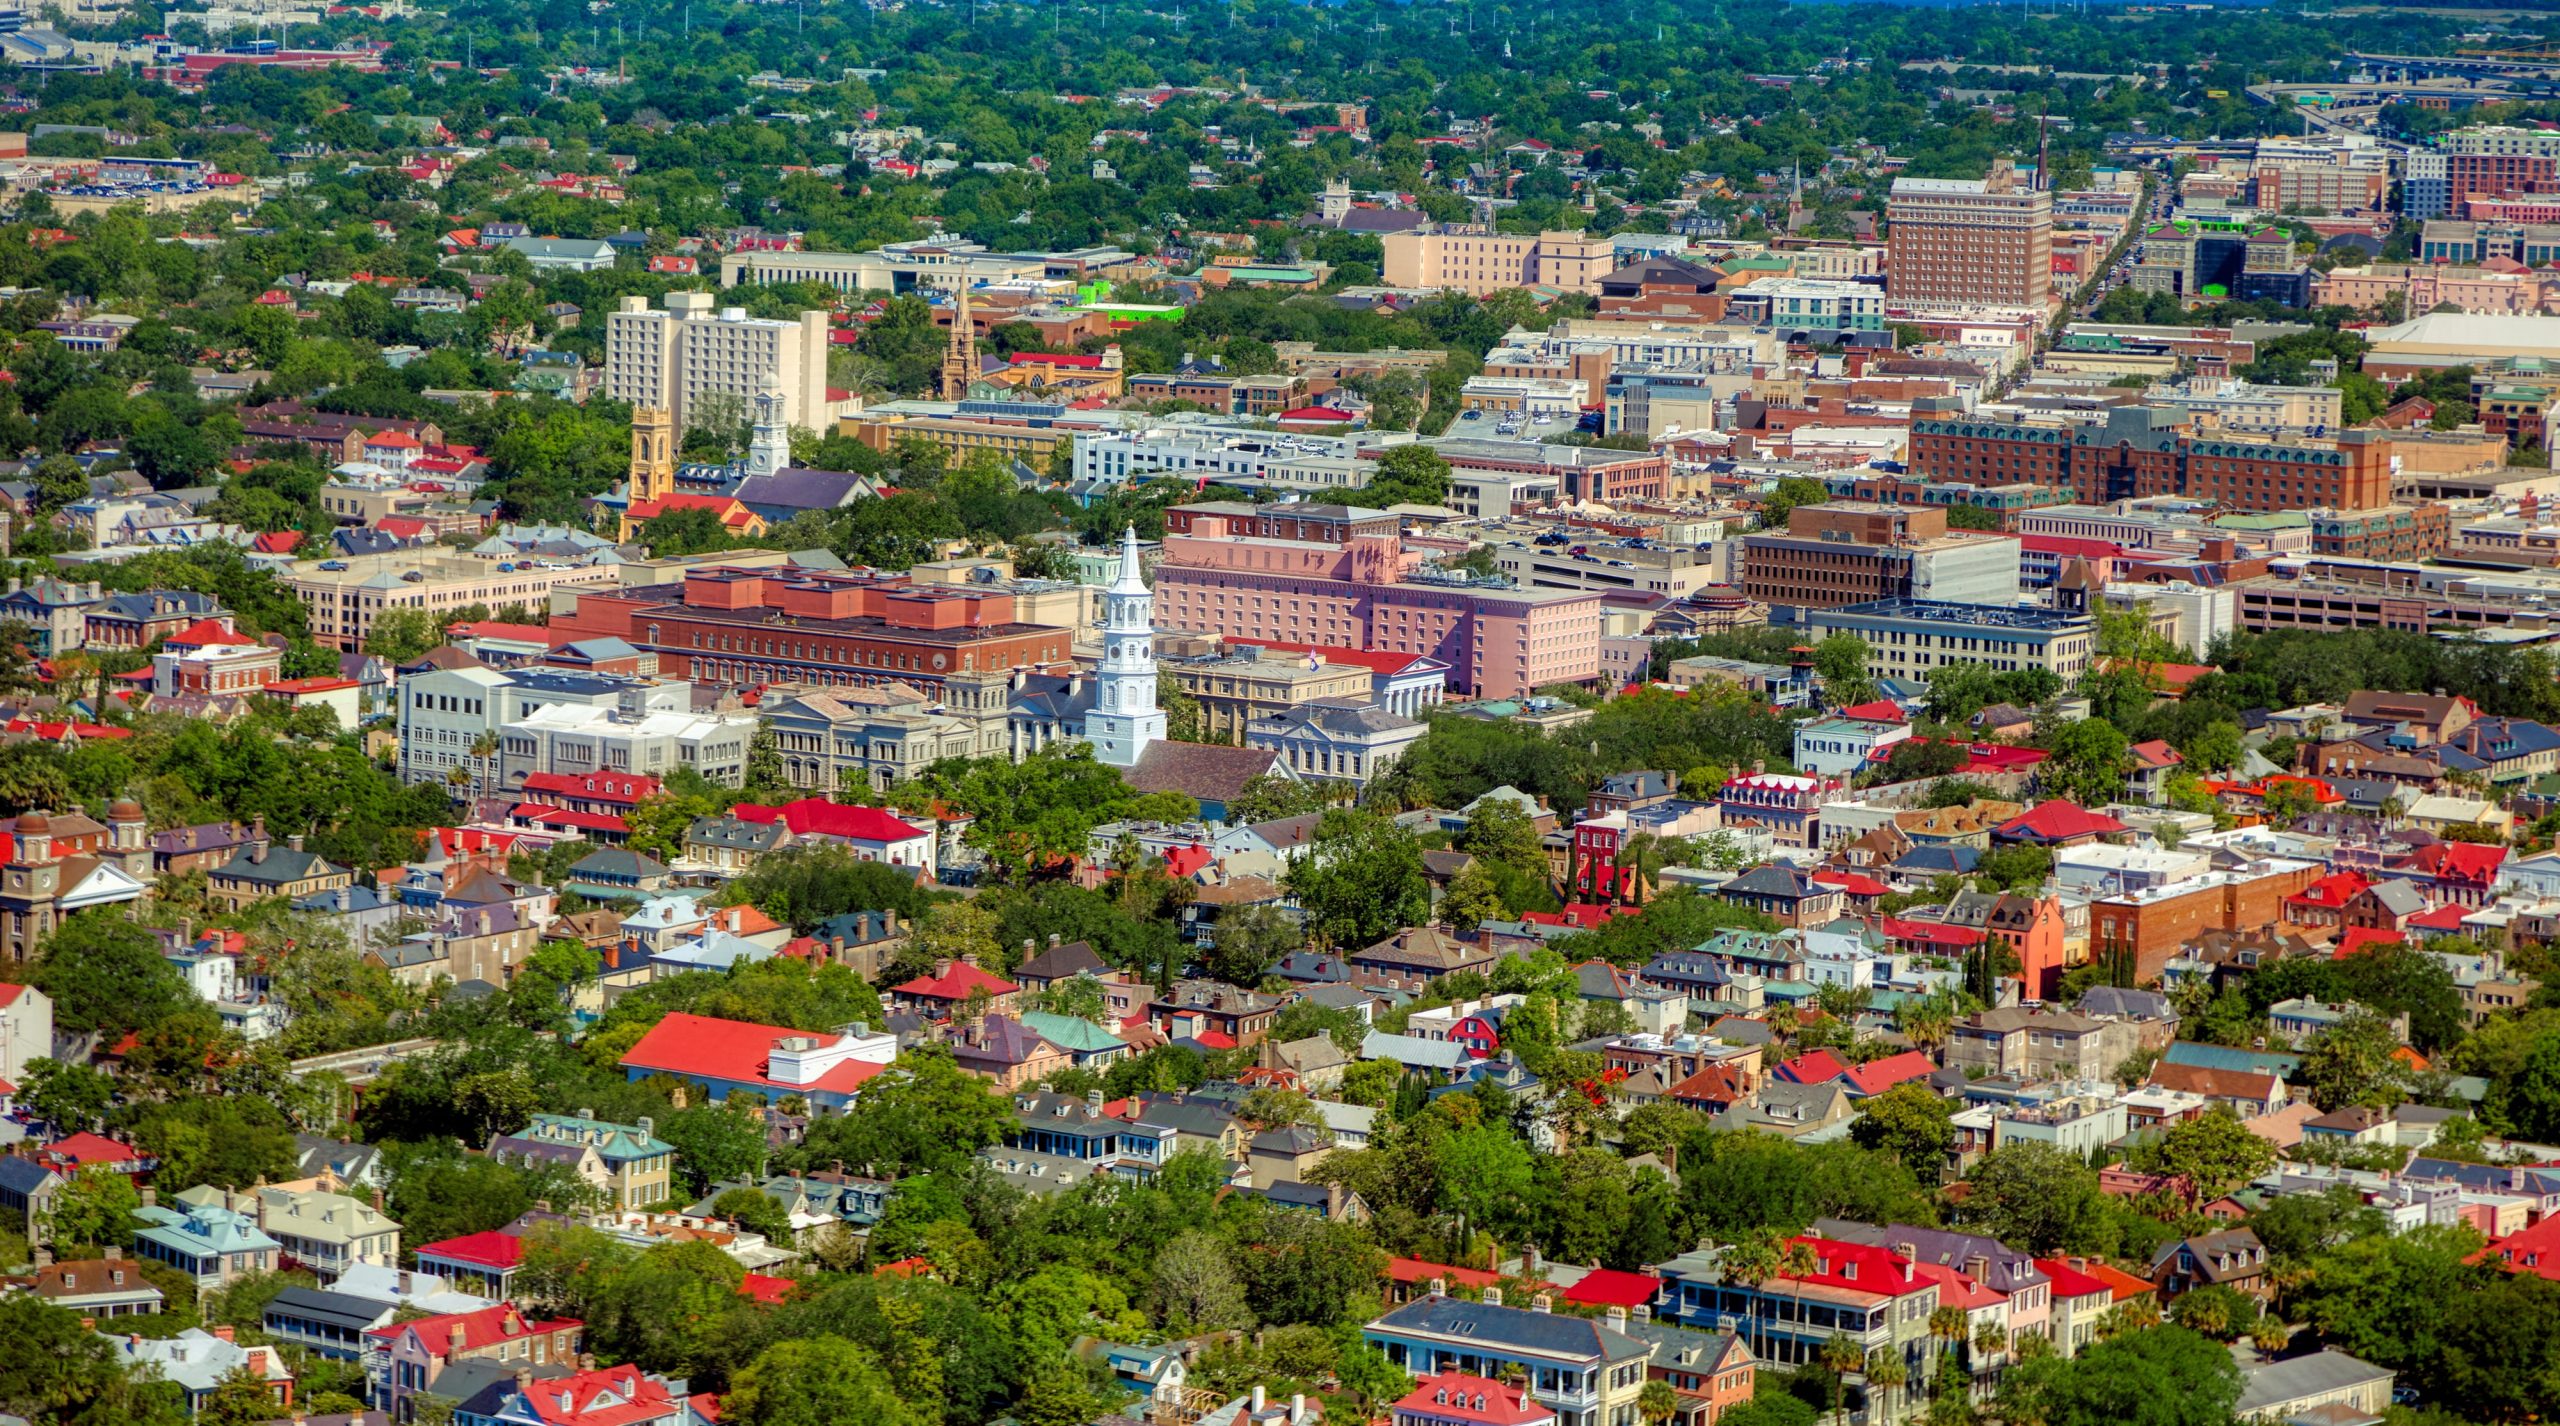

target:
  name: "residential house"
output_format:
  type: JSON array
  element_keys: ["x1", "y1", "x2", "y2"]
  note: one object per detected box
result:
[
  {"x1": 1946, "y1": 1008, "x2": 2136, "y2": 1082},
  {"x1": 1620, "y1": 1322, "x2": 1755, "y2": 1426},
  {"x1": 7, "y1": 1250, "x2": 163, "y2": 1317},
  {"x1": 1654, "y1": 1238, "x2": 1938, "y2": 1417},
  {"x1": 488, "y1": 1113, "x2": 675, "y2": 1212},
  {"x1": 368, "y1": 1303, "x2": 583, "y2": 1420},
  {"x1": 133, "y1": 1193, "x2": 283, "y2": 1291},
  {"x1": 2149, "y1": 1228, "x2": 2269, "y2": 1300},
  {"x1": 618, "y1": 1012, "x2": 897, "y2": 1113},
  {"x1": 888, "y1": 958, "x2": 1021, "y2": 1020},
  {"x1": 257, "y1": 1184, "x2": 401, "y2": 1280},
  {"x1": 208, "y1": 827, "x2": 353, "y2": 912},
  {"x1": 1392, "y1": 1371, "x2": 1560, "y2": 1426},
  {"x1": 2233, "y1": 1350, "x2": 2393, "y2": 1423},
  {"x1": 105, "y1": 1327, "x2": 292, "y2": 1418},
  {"x1": 1365, "y1": 1292, "x2": 1659, "y2": 1426},
  {"x1": 1716, "y1": 865, "x2": 1845, "y2": 929},
  {"x1": 948, "y1": 1014, "x2": 1074, "y2": 1090}
]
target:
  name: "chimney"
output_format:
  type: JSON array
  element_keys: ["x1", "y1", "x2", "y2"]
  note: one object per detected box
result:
[
  {"x1": 1531, "y1": 1293, "x2": 1553, "y2": 1313},
  {"x1": 287, "y1": 834, "x2": 304, "y2": 853},
  {"x1": 1607, "y1": 1306, "x2": 1628, "y2": 1331},
  {"x1": 102, "y1": 1246, "x2": 118, "y2": 1261},
  {"x1": 1429, "y1": 1276, "x2": 1447, "y2": 1295},
  {"x1": 211, "y1": 1326, "x2": 235, "y2": 1343},
  {"x1": 32, "y1": 1247, "x2": 50, "y2": 1268},
  {"x1": 450, "y1": 1322, "x2": 469, "y2": 1356},
  {"x1": 1635, "y1": 1305, "x2": 1652, "y2": 1322},
  {"x1": 1484, "y1": 1287, "x2": 1503, "y2": 1307},
  {"x1": 1087, "y1": 1090, "x2": 1104, "y2": 1114},
  {"x1": 1251, "y1": 1386, "x2": 1265, "y2": 1414},
  {"x1": 1291, "y1": 1394, "x2": 1306, "y2": 1420},
  {"x1": 139, "y1": 1187, "x2": 155, "y2": 1209}
]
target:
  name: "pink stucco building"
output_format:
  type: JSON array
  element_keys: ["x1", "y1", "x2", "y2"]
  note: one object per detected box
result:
[{"x1": 1152, "y1": 503, "x2": 1603, "y2": 699}]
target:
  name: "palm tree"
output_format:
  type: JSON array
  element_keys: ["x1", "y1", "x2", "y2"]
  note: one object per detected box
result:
[
  {"x1": 1925, "y1": 1305, "x2": 1966, "y2": 1372},
  {"x1": 1719, "y1": 1230, "x2": 1782, "y2": 1362},
  {"x1": 1637, "y1": 1379, "x2": 1680, "y2": 1426},
  {"x1": 1971, "y1": 1318, "x2": 2009, "y2": 1379},
  {"x1": 1820, "y1": 1333, "x2": 1863, "y2": 1423},
  {"x1": 1867, "y1": 1349, "x2": 1910, "y2": 1421},
  {"x1": 469, "y1": 731, "x2": 500, "y2": 797},
  {"x1": 1778, "y1": 1238, "x2": 1822, "y2": 1369},
  {"x1": 1902, "y1": 994, "x2": 1957, "y2": 1060},
  {"x1": 2248, "y1": 1312, "x2": 2290, "y2": 1357}
]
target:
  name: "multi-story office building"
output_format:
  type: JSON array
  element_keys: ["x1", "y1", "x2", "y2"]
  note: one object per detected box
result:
[
  {"x1": 1737, "y1": 503, "x2": 2021, "y2": 614},
  {"x1": 1431, "y1": 439, "x2": 1669, "y2": 505},
  {"x1": 1885, "y1": 162, "x2": 2053, "y2": 309},
  {"x1": 2311, "y1": 263, "x2": 2560, "y2": 317},
  {"x1": 497, "y1": 700, "x2": 759, "y2": 789},
  {"x1": 282, "y1": 551, "x2": 621, "y2": 653},
  {"x1": 1906, "y1": 406, "x2": 2396, "y2": 513},
  {"x1": 550, "y1": 566, "x2": 1080, "y2": 696},
  {"x1": 1382, "y1": 227, "x2": 1618, "y2": 297},
  {"x1": 1804, "y1": 600, "x2": 2098, "y2": 683},
  {"x1": 2127, "y1": 222, "x2": 2307, "y2": 306},
  {"x1": 1071, "y1": 425, "x2": 1402, "y2": 494},
  {"x1": 2418, "y1": 219, "x2": 2560, "y2": 265},
  {"x1": 604, "y1": 291, "x2": 831, "y2": 431},
  {"x1": 395, "y1": 667, "x2": 694, "y2": 794},
  {"x1": 1725, "y1": 278, "x2": 1887, "y2": 335},
  {"x1": 717, "y1": 237, "x2": 1138, "y2": 294},
  {"x1": 2404, "y1": 150, "x2": 2451, "y2": 221},
  {"x1": 1147, "y1": 503, "x2": 1604, "y2": 698}
]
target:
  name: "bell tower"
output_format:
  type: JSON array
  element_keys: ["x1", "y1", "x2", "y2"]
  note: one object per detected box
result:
[
  {"x1": 1084, "y1": 525, "x2": 1166, "y2": 769},
  {"x1": 628, "y1": 407, "x2": 677, "y2": 504}
]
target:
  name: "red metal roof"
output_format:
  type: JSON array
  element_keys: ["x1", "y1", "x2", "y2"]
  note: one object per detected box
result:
[
  {"x1": 619, "y1": 1011, "x2": 891, "y2": 1096},
  {"x1": 732, "y1": 798, "x2": 930, "y2": 846},
  {"x1": 1559, "y1": 1267, "x2": 1660, "y2": 1308},
  {"x1": 1996, "y1": 799, "x2": 2130, "y2": 842},
  {"x1": 892, "y1": 961, "x2": 1020, "y2": 1002},
  {"x1": 1392, "y1": 1374, "x2": 1557, "y2": 1426},
  {"x1": 411, "y1": 1230, "x2": 525, "y2": 1271},
  {"x1": 1880, "y1": 916, "x2": 1988, "y2": 948}
]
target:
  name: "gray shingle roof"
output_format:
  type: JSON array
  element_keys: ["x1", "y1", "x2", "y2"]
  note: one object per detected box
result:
[{"x1": 1370, "y1": 1293, "x2": 1652, "y2": 1361}]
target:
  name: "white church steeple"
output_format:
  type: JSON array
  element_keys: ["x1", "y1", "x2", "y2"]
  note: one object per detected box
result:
[
  {"x1": 742, "y1": 378, "x2": 790, "y2": 481},
  {"x1": 1086, "y1": 524, "x2": 1165, "y2": 768}
]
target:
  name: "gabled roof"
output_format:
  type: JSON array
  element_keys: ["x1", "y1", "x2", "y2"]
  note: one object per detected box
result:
[
  {"x1": 1995, "y1": 800, "x2": 2128, "y2": 843},
  {"x1": 731, "y1": 797, "x2": 930, "y2": 844},
  {"x1": 893, "y1": 960, "x2": 1019, "y2": 1001}
]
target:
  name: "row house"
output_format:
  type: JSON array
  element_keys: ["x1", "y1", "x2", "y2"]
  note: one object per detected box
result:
[
  {"x1": 1945, "y1": 1007, "x2": 2137, "y2": 1083},
  {"x1": 1716, "y1": 772, "x2": 1846, "y2": 849},
  {"x1": 1654, "y1": 1238, "x2": 1938, "y2": 1422}
]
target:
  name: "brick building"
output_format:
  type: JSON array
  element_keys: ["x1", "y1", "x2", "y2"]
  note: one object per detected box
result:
[
  {"x1": 1886, "y1": 161, "x2": 2053, "y2": 309},
  {"x1": 1907, "y1": 406, "x2": 2394, "y2": 513},
  {"x1": 1737, "y1": 502, "x2": 2020, "y2": 613},
  {"x1": 2090, "y1": 861, "x2": 2326, "y2": 984},
  {"x1": 550, "y1": 566, "x2": 1078, "y2": 694}
]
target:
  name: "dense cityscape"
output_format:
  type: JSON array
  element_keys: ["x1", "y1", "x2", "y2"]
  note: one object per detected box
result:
[{"x1": 9, "y1": 1, "x2": 2560, "y2": 1425}]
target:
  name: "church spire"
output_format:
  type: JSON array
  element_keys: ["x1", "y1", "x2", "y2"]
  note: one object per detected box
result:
[
  {"x1": 1086, "y1": 523, "x2": 1165, "y2": 769},
  {"x1": 939, "y1": 284, "x2": 977, "y2": 400}
]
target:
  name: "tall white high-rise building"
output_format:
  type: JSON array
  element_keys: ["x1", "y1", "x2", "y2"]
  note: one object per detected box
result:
[
  {"x1": 1085, "y1": 524, "x2": 1166, "y2": 769},
  {"x1": 604, "y1": 291, "x2": 831, "y2": 432}
]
